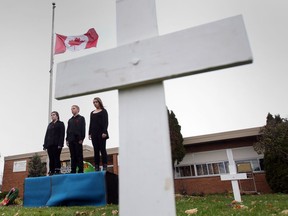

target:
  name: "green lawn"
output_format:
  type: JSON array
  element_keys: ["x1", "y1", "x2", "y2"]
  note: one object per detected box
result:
[
  {"x1": 1, "y1": 194, "x2": 288, "y2": 215},
  {"x1": 176, "y1": 193, "x2": 288, "y2": 216}
]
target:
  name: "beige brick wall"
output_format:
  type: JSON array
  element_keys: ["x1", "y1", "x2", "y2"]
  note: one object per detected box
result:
[{"x1": 2, "y1": 160, "x2": 29, "y2": 198}]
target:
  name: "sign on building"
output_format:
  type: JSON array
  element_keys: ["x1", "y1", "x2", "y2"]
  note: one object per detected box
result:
[{"x1": 13, "y1": 160, "x2": 27, "y2": 172}]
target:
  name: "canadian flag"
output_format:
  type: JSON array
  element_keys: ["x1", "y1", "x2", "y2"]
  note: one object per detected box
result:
[{"x1": 55, "y1": 28, "x2": 99, "y2": 54}]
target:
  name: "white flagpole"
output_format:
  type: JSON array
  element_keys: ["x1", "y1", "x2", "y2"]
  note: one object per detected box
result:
[
  {"x1": 46, "y1": 2, "x2": 56, "y2": 175},
  {"x1": 48, "y1": 2, "x2": 56, "y2": 123}
]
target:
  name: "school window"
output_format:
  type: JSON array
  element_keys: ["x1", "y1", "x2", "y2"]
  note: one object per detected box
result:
[
  {"x1": 175, "y1": 165, "x2": 194, "y2": 177},
  {"x1": 174, "y1": 161, "x2": 229, "y2": 178},
  {"x1": 235, "y1": 158, "x2": 264, "y2": 172},
  {"x1": 175, "y1": 158, "x2": 264, "y2": 179},
  {"x1": 208, "y1": 162, "x2": 229, "y2": 175},
  {"x1": 196, "y1": 162, "x2": 229, "y2": 176}
]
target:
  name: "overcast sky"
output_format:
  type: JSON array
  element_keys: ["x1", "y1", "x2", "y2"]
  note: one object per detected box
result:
[{"x1": 1, "y1": 0, "x2": 288, "y2": 182}]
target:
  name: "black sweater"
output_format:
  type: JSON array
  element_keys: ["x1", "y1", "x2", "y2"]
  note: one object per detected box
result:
[
  {"x1": 66, "y1": 114, "x2": 86, "y2": 142},
  {"x1": 43, "y1": 121, "x2": 65, "y2": 148},
  {"x1": 89, "y1": 109, "x2": 109, "y2": 139}
]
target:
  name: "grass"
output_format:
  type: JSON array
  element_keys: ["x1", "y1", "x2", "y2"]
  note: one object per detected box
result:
[
  {"x1": 176, "y1": 193, "x2": 288, "y2": 216},
  {"x1": 0, "y1": 204, "x2": 118, "y2": 216},
  {"x1": 1, "y1": 193, "x2": 288, "y2": 215}
]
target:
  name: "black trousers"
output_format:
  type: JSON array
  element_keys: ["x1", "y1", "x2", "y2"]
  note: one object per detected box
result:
[
  {"x1": 92, "y1": 136, "x2": 107, "y2": 166},
  {"x1": 69, "y1": 141, "x2": 84, "y2": 173},
  {"x1": 47, "y1": 146, "x2": 62, "y2": 173}
]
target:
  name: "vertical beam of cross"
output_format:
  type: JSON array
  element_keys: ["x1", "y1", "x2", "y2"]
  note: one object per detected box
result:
[
  {"x1": 226, "y1": 149, "x2": 242, "y2": 202},
  {"x1": 119, "y1": 84, "x2": 175, "y2": 215},
  {"x1": 117, "y1": 0, "x2": 176, "y2": 215}
]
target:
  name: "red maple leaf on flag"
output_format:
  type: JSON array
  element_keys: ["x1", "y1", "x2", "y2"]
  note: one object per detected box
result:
[{"x1": 68, "y1": 37, "x2": 85, "y2": 46}]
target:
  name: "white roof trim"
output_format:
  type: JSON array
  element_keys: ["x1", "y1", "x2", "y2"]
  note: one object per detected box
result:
[{"x1": 183, "y1": 127, "x2": 262, "y2": 145}]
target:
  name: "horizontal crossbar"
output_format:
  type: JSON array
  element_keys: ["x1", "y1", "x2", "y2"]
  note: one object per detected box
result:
[{"x1": 55, "y1": 15, "x2": 252, "y2": 99}]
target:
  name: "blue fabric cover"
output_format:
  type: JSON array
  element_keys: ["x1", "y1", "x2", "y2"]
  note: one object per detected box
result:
[
  {"x1": 23, "y1": 172, "x2": 107, "y2": 207},
  {"x1": 46, "y1": 172, "x2": 106, "y2": 206},
  {"x1": 23, "y1": 176, "x2": 51, "y2": 207}
]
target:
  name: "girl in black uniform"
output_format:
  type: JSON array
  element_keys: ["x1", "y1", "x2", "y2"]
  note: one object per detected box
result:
[
  {"x1": 43, "y1": 111, "x2": 65, "y2": 175},
  {"x1": 89, "y1": 97, "x2": 109, "y2": 171}
]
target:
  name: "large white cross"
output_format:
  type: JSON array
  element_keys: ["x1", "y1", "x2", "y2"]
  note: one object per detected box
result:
[{"x1": 55, "y1": 0, "x2": 252, "y2": 215}]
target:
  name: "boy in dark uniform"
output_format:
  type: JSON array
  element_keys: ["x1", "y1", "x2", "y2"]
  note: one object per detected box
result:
[{"x1": 66, "y1": 105, "x2": 86, "y2": 173}]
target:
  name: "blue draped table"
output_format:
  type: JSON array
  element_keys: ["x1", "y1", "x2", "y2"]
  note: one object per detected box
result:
[{"x1": 23, "y1": 171, "x2": 118, "y2": 207}]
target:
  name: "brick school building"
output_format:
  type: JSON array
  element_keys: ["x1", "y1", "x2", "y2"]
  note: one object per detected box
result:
[{"x1": 2, "y1": 127, "x2": 271, "y2": 198}]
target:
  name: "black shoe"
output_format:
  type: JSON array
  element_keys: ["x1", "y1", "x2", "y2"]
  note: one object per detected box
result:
[
  {"x1": 95, "y1": 165, "x2": 100, "y2": 172},
  {"x1": 103, "y1": 164, "x2": 107, "y2": 171}
]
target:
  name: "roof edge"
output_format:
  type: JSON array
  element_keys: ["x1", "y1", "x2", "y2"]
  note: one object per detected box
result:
[{"x1": 183, "y1": 127, "x2": 262, "y2": 145}]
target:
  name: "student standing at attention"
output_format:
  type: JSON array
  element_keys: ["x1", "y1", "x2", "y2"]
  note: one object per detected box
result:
[
  {"x1": 66, "y1": 105, "x2": 86, "y2": 173},
  {"x1": 89, "y1": 97, "x2": 109, "y2": 171},
  {"x1": 43, "y1": 111, "x2": 65, "y2": 175}
]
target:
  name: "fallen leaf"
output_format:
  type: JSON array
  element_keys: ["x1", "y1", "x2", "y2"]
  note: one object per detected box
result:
[
  {"x1": 185, "y1": 208, "x2": 198, "y2": 214},
  {"x1": 75, "y1": 211, "x2": 88, "y2": 216},
  {"x1": 112, "y1": 210, "x2": 118, "y2": 215},
  {"x1": 240, "y1": 205, "x2": 248, "y2": 209}
]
